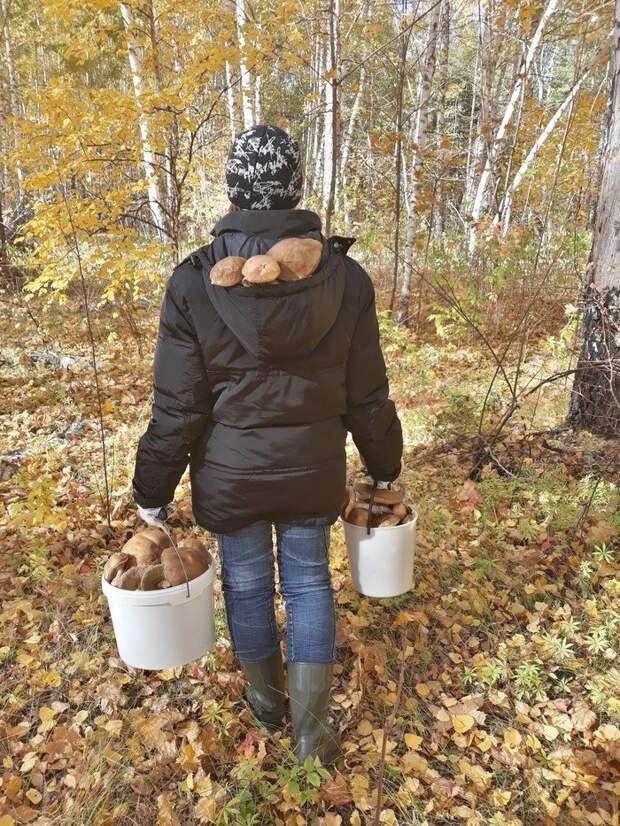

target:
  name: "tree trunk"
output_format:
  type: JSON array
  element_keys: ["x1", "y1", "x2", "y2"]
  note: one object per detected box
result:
[
  {"x1": 323, "y1": 0, "x2": 339, "y2": 236},
  {"x1": 1, "y1": 0, "x2": 23, "y2": 204},
  {"x1": 119, "y1": 3, "x2": 167, "y2": 237},
  {"x1": 569, "y1": 6, "x2": 620, "y2": 437},
  {"x1": 495, "y1": 67, "x2": 591, "y2": 235},
  {"x1": 468, "y1": 0, "x2": 559, "y2": 254},
  {"x1": 432, "y1": 0, "x2": 450, "y2": 239},
  {"x1": 397, "y1": 0, "x2": 441, "y2": 326},
  {"x1": 225, "y1": 60, "x2": 237, "y2": 140},
  {"x1": 236, "y1": 0, "x2": 253, "y2": 130}
]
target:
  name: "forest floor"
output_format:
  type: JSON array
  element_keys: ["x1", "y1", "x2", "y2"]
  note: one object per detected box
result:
[{"x1": 1, "y1": 300, "x2": 619, "y2": 826}]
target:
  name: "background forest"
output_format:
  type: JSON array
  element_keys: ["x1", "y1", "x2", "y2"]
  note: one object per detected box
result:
[{"x1": 1, "y1": 1, "x2": 620, "y2": 825}]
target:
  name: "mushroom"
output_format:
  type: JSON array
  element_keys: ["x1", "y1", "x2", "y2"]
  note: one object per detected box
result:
[
  {"x1": 118, "y1": 565, "x2": 145, "y2": 591},
  {"x1": 210, "y1": 256, "x2": 246, "y2": 287},
  {"x1": 161, "y1": 540, "x2": 211, "y2": 586},
  {"x1": 266, "y1": 238, "x2": 323, "y2": 281},
  {"x1": 340, "y1": 486, "x2": 355, "y2": 521},
  {"x1": 122, "y1": 533, "x2": 162, "y2": 566},
  {"x1": 345, "y1": 507, "x2": 371, "y2": 527},
  {"x1": 140, "y1": 563, "x2": 166, "y2": 591},
  {"x1": 241, "y1": 255, "x2": 280, "y2": 285},
  {"x1": 138, "y1": 527, "x2": 171, "y2": 552},
  {"x1": 391, "y1": 502, "x2": 408, "y2": 520},
  {"x1": 375, "y1": 513, "x2": 402, "y2": 527},
  {"x1": 103, "y1": 552, "x2": 131, "y2": 584},
  {"x1": 354, "y1": 482, "x2": 404, "y2": 506}
]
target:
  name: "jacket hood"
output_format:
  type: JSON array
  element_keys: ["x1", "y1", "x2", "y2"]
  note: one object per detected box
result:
[{"x1": 196, "y1": 209, "x2": 352, "y2": 362}]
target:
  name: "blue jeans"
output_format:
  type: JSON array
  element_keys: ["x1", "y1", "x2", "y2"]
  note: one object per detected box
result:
[{"x1": 215, "y1": 521, "x2": 336, "y2": 664}]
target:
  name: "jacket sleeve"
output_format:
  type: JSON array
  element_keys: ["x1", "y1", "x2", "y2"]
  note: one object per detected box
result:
[
  {"x1": 132, "y1": 275, "x2": 210, "y2": 508},
  {"x1": 343, "y1": 269, "x2": 403, "y2": 482}
]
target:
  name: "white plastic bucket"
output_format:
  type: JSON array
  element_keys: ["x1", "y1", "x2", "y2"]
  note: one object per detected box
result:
[
  {"x1": 342, "y1": 509, "x2": 418, "y2": 598},
  {"x1": 101, "y1": 562, "x2": 216, "y2": 670}
]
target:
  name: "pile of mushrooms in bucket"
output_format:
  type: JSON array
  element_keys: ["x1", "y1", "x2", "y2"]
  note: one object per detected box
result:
[
  {"x1": 102, "y1": 529, "x2": 211, "y2": 591},
  {"x1": 341, "y1": 482, "x2": 414, "y2": 528}
]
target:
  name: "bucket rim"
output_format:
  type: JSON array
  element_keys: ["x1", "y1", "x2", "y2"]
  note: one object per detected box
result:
[
  {"x1": 101, "y1": 560, "x2": 215, "y2": 602},
  {"x1": 341, "y1": 507, "x2": 418, "y2": 532}
]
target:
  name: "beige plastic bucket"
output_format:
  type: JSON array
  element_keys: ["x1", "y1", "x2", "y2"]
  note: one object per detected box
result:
[
  {"x1": 342, "y1": 509, "x2": 418, "y2": 598},
  {"x1": 101, "y1": 562, "x2": 216, "y2": 670}
]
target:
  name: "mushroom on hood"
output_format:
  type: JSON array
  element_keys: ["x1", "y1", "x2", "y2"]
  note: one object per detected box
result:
[
  {"x1": 241, "y1": 255, "x2": 280, "y2": 286},
  {"x1": 210, "y1": 256, "x2": 246, "y2": 287},
  {"x1": 266, "y1": 238, "x2": 322, "y2": 281}
]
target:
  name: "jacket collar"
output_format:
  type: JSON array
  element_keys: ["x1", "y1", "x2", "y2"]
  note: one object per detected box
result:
[{"x1": 211, "y1": 208, "x2": 322, "y2": 238}]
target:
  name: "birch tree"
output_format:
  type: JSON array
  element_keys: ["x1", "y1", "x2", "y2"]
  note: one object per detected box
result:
[
  {"x1": 493, "y1": 67, "x2": 591, "y2": 235},
  {"x1": 119, "y1": 3, "x2": 167, "y2": 237},
  {"x1": 468, "y1": 0, "x2": 560, "y2": 254},
  {"x1": 397, "y1": 0, "x2": 441, "y2": 326},
  {"x1": 236, "y1": 0, "x2": 253, "y2": 130},
  {"x1": 323, "y1": 0, "x2": 340, "y2": 236},
  {"x1": 1, "y1": 0, "x2": 23, "y2": 205},
  {"x1": 569, "y1": 4, "x2": 620, "y2": 437}
]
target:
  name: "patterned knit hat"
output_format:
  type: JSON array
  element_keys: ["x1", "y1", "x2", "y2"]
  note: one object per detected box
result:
[{"x1": 226, "y1": 124, "x2": 303, "y2": 210}]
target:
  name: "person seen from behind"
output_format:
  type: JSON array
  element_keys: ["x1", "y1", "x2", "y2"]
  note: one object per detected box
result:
[{"x1": 132, "y1": 124, "x2": 403, "y2": 764}]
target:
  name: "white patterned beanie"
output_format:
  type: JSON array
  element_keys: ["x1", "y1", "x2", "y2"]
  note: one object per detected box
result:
[{"x1": 226, "y1": 124, "x2": 303, "y2": 210}]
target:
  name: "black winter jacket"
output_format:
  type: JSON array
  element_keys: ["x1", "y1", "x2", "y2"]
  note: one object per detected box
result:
[{"x1": 132, "y1": 208, "x2": 402, "y2": 533}]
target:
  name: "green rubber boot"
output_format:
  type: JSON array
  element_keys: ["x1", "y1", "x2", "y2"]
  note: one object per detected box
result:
[
  {"x1": 239, "y1": 649, "x2": 287, "y2": 732},
  {"x1": 288, "y1": 662, "x2": 341, "y2": 764}
]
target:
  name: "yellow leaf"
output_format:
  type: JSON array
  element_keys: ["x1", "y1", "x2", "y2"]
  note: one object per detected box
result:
[
  {"x1": 492, "y1": 789, "x2": 511, "y2": 807},
  {"x1": 357, "y1": 719, "x2": 373, "y2": 736},
  {"x1": 0, "y1": 816, "x2": 16, "y2": 826},
  {"x1": 404, "y1": 733, "x2": 423, "y2": 750},
  {"x1": 453, "y1": 713, "x2": 475, "y2": 733},
  {"x1": 379, "y1": 810, "x2": 397, "y2": 825},
  {"x1": 595, "y1": 724, "x2": 620, "y2": 741},
  {"x1": 415, "y1": 682, "x2": 430, "y2": 698},
  {"x1": 503, "y1": 727, "x2": 522, "y2": 748},
  {"x1": 26, "y1": 788, "x2": 42, "y2": 805},
  {"x1": 542, "y1": 725, "x2": 559, "y2": 741}
]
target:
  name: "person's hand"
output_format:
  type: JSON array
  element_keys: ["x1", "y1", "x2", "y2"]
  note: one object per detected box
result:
[{"x1": 137, "y1": 504, "x2": 173, "y2": 527}]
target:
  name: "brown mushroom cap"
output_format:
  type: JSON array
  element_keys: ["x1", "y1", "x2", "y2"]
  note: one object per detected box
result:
[
  {"x1": 122, "y1": 534, "x2": 162, "y2": 566},
  {"x1": 211, "y1": 256, "x2": 246, "y2": 287},
  {"x1": 161, "y1": 540, "x2": 211, "y2": 586},
  {"x1": 391, "y1": 502, "x2": 408, "y2": 520},
  {"x1": 117, "y1": 565, "x2": 145, "y2": 591},
  {"x1": 345, "y1": 507, "x2": 370, "y2": 527},
  {"x1": 266, "y1": 238, "x2": 323, "y2": 281},
  {"x1": 340, "y1": 486, "x2": 355, "y2": 520},
  {"x1": 375, "y1": 513, "x2": 402, "y2": 527},
  {"x1": 354, "y1": 482, "x2": 405, "y2": 506},
  {"x1": 138, "y1": 527, "x2": 171, "y2": 551},
  {"x1": 103, "y1": 552, "x2": 131, "y2": 583},
  {"x1": 140, "y1": 563, "x2": 166, "y2": 591},
  {"x1": 241, "y1": 255, "x2": 280, "y2": 285}
]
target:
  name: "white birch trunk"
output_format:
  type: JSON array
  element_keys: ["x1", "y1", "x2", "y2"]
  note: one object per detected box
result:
[
  {"x1": 495, "y1": 69, "x2": 590, "y2": 235},
  {"x1": 1, "y1": 0, "x2": 23, "y2": 200},
  {"x1": 569, "y1": 2, "x2": 620, "y2": 435},
  {"x1": 468, "y1": 0, "x2": 560, "y2": 254},
  {"x1": 236, "y1": 0, "x2": 253, "y2": 130},
  {"x1": 225, "y1": 60, "x2": 237, "y2": 140},
  {"x1": 120, "y1": 2, "x2": 166, "y2": 236},
  {"x1": 397, "y1": 0, "x2": 441, "y2": 326},
  {"x1": 253, "y1": 72, "x2": 262, "y2": 124}
]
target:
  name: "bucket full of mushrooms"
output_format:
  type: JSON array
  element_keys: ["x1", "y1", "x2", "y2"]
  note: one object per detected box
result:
[
  {"x1": 340, "y1": 482, "x2": 418, "y2": 598},
  {"x1": 101, "y1": 527, "x2": 215, "y2": 670}
]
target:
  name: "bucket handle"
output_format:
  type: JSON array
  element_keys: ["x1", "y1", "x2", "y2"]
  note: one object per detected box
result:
[
  {"x1": 366, "y1": 481, "x2": 378, "y2": 536},
  {"x1": 156, "y1": 523, "x2": 191, "y2": 599}
]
